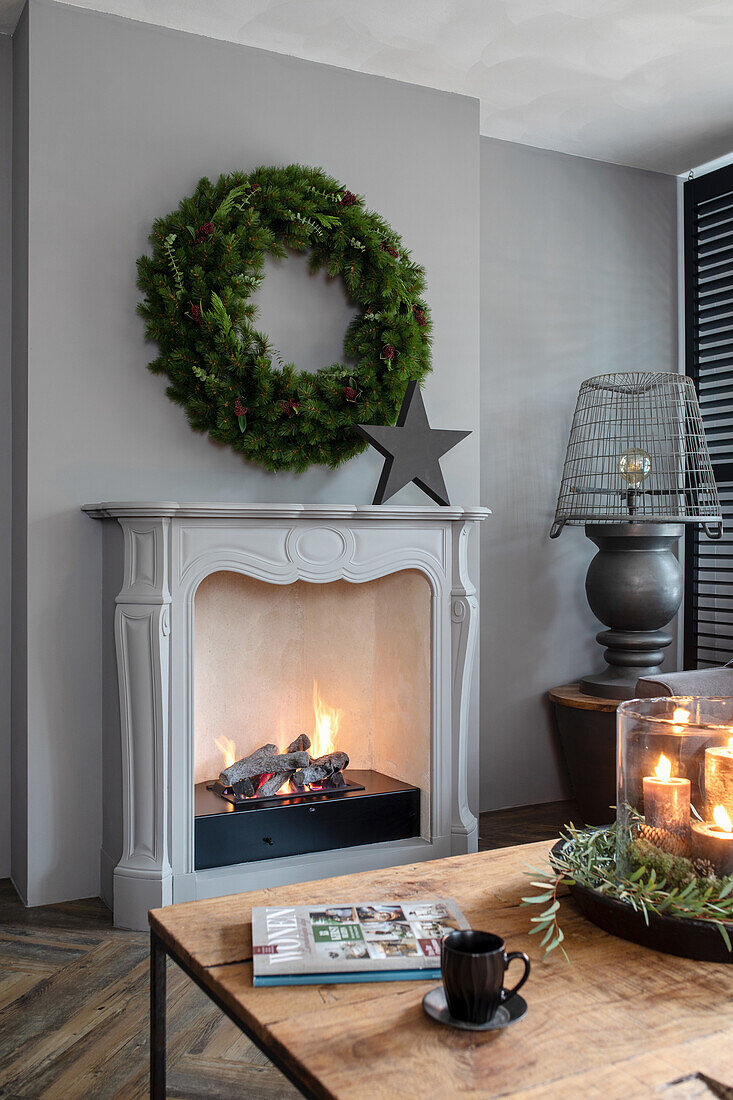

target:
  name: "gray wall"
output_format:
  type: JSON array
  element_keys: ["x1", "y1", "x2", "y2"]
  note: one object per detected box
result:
[
  {"x1": 0, "y1": 33, "x2": 11, "y2": 881},
  {"x1": 479, "y1": 137, "x2": 678, "y2": 810},
  {"x1": 15, "y1": 0, "x2": 481, "y2": 904}
]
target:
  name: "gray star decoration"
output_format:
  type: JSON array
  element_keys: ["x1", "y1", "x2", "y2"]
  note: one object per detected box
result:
[{"x1": 354, "y1": 381, "x2": 471, "y2": 506}]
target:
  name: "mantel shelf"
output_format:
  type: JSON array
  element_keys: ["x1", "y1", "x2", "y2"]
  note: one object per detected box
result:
[{"x1": 83, "y1": 502, "x2": 491, "y2": 522}]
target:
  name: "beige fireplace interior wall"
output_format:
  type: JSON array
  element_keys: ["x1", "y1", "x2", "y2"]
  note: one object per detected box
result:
[{"x1": 194, "y1": 571, "x2": 431, "y2": 833}]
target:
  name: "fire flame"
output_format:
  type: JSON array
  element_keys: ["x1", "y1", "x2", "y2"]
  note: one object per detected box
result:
[
  {"x1": 213, "y1": 684, "x2": 341, "y2": 784},
  {"x1": 654, "y1": 754, "x2": 672, "y2": 782},
  {"x1": 310, "y1": 681, "x2": 341, "y2": 759},
  {"x1": 713, "y1": 805, "x2": 733, "y2": 833},
  {"x1": 215, "y1": 735, "x2": 237, "y2": 770},
  {"x1": 729, "y1": 735, "x2": 733, "y2": 753}
]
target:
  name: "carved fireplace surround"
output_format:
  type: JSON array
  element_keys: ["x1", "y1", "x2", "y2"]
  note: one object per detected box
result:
[{"x1": 84, "y1": 503, "x2": 489, "y2": 929}]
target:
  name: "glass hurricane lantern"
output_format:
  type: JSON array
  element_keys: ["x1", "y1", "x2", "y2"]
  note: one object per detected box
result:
[{"x1": 617, "y1": 697, "x2": 733, "y2": 880}]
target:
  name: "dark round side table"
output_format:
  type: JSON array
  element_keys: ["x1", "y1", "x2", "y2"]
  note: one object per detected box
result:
[{"x1": 549, "y1": 684, "x2": 619, "y2": 826}]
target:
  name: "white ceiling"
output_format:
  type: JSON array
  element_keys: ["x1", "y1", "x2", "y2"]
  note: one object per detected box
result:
[{"x1": 4, "y1": 0, "x2": 733, "y2": 174}]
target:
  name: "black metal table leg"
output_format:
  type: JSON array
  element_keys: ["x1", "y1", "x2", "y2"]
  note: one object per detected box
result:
[
  {"x1": 148, "y1": 934, "x2": 318, "y2": 1100},
  {"x1": 150, "y1": 931, "x2": 167, "y2": 1099}
]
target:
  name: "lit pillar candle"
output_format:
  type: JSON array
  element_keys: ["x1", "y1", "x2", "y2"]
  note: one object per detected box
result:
[
  {"x1": 691, "y1": 805, "x2": 733, "y2": 877},
  {"x1": 704, "y1": 735, "x2": 733, "y2": 822},
  {"x1": 643, "y1": 753, "x2": 691, "y2": 841}
]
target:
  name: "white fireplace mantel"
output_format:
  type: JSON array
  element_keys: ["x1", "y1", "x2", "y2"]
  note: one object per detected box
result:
[{"x1": 84, "y1": 502, "x2": 490, "y2": 929}]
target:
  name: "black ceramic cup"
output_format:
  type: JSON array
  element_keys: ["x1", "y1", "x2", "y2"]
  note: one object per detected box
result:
[{"x1": 440, "y1": 930, "x2": 530, "y2": 1024}]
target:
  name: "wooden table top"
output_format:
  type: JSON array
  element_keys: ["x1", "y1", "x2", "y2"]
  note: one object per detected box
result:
[
  {"x1": 549, "y1": 683, "x2": 621, "y2": 712},
  {"x1": 150, "y1": 842, "x2": 733, "y2": 1099}
]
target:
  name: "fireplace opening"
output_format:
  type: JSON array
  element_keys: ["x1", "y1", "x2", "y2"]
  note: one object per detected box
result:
[{"x1": 193, "y1": 571, "x2": 430, "y2": 870}]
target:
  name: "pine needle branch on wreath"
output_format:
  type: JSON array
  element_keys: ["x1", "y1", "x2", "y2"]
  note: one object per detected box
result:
[{"x1": 213, "y1": 183, "x2": 252, "y2": 224}]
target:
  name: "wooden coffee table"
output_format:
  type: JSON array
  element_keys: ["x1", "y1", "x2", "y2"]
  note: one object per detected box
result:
[{"x1": 149, "y1": 841, "x2": 733, "y2": 1098}]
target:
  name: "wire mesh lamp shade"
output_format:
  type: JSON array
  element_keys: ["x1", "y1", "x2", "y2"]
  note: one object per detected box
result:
[{"x1": 550, "y1": 372, "x2": 722, "y2": 540}]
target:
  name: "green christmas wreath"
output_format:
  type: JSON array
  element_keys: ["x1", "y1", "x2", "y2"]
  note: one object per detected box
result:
[{"x1": 136, "y1": 165, "x2": 432, "y2": 472}]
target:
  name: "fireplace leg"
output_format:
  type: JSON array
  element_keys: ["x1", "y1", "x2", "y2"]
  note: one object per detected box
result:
[{"x1": 150, "y1": 932, "x2": 167, "y2": 1099}]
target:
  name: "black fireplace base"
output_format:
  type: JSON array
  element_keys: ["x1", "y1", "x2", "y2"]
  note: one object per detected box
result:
[{"x1": 194, "y1": 769, "x2": 421, "y2": 870}]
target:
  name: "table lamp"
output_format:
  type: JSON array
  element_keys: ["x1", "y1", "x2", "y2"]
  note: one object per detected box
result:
[{"x1": 551, "y1": 372, "x2": 722, "y2": 699}]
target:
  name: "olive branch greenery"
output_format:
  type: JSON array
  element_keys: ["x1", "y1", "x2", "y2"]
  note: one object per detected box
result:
[
  {"x1": 162, "y1": 233, "x2": 184, "y2": 296},
  {"x1": 522, "y1": 822, "x2": 733, "y2": 959}
]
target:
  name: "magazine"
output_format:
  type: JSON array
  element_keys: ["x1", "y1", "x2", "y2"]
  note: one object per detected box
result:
[{"x1": 251, "y1": 898, "x2": 469, "y2": 986}]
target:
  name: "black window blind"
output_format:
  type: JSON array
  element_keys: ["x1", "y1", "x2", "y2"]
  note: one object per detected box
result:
[{"x1": 684, "y1": 164, "x2": 733, "y2": 667}]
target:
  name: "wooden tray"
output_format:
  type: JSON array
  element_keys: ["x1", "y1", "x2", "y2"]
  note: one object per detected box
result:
[{"x1": 552, "y1": 839, "x2": 733, "y2": 963}]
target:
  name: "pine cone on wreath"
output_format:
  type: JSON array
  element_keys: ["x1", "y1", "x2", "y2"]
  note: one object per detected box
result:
[
  {"x1": 413, "y1": 306, "x2": 427, "y2": 327},
  {"x1": 342, "y1": 385, "x2": 359, "y2": 403},
  {"x1": 341, "y1": 190, "x2": 357, "y2": 206},
  {"x1": 637, "y1": 822, "x2": 689, "y2": 858},
  {"x1": 190, "y1": 302, "x2": 202, "y2": 326},
  {"x1": 381, "y1": 344, "x2": 395, "y2": 361},
  {"x1": 381, "y1": 241, "x2": 399, "y2": 258}
]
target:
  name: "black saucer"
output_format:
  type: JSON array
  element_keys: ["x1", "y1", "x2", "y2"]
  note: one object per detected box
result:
[{"x1": 422, "y1": 987, "x2": 528, "y2": 1032}]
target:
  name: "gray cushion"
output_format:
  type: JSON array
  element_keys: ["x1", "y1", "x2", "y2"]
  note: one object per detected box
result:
[{"x1": 636, "y1": 667, "x2": 733, "y2": 697}]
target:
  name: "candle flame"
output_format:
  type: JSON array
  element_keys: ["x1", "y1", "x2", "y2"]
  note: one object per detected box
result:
[
  {"x1": 713, "y1": 805, "x2": 733, "y2": 833},
  {"x1": 310, "y1": 681, "x2": 341, "y2": 759},
  {"x1": 654, "y1": 753, "x2": 672, "y2": 782},
  {"x1": 672, "y1": 707, "x2": 690, "y2": 733},
  {"x1": 215, "y1": 735, "x2": 237, "y2": 770}
]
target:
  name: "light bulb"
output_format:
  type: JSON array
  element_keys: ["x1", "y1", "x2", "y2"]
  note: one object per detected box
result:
[{"x1": 617, "y1": 447, "x2": 651, "y2": 486}]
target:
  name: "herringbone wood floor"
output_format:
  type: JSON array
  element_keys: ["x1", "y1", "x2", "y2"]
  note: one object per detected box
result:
[
  {"x1": 0, "y1": 802, "x2": 577, "y2": 1098},
  {"x1": 0, "y1": 880, "x2": 296, "y2": 1099}
]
